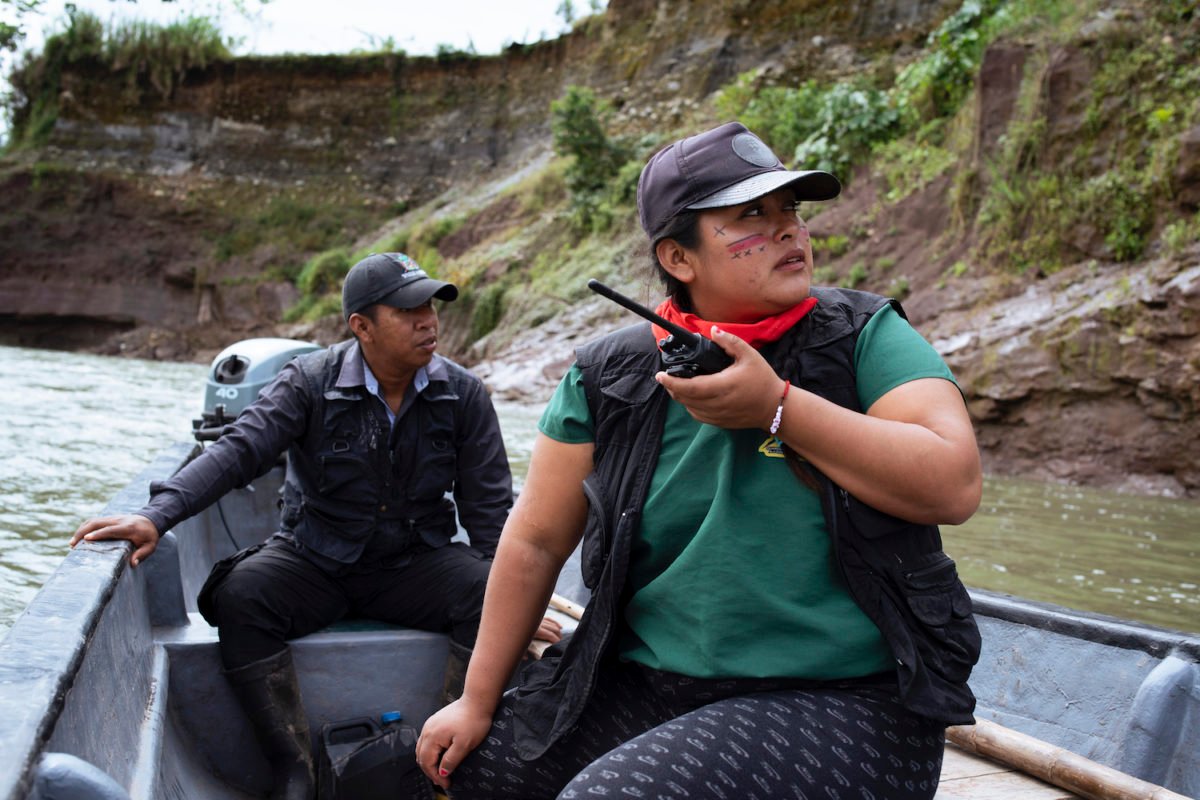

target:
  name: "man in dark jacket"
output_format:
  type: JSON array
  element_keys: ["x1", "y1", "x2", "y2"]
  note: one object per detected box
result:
[{"x1": 71, "y1": 252, "x2": 560, "y2": 800}]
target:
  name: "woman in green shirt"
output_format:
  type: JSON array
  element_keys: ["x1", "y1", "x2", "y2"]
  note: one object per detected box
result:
[{"x1": 417, "y1": 122, "x2": 983, "y2": 800}]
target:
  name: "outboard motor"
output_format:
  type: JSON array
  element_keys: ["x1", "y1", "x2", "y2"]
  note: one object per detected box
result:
[{"x1": 194, "y1": 337, "x2": 322, "y2": 441}]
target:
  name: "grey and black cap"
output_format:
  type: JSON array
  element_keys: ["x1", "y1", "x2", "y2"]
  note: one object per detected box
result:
[
  {"x1": 341, "y1": 252, "x2": 458, "y2": 320},
  {"x1": 636, "y1": 122, "x2": 841, "y2": 242}
]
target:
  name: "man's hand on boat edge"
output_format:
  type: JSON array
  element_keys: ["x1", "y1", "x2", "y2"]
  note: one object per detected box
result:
[{"x1": 70, "y1": 514, "x2": 160, "y2": 566}]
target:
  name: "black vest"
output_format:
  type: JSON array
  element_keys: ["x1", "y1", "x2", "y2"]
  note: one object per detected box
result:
[
  {"x1": 510, "y1": 287, "x2": 979, "y2": 758},
  {"x1": 280, "y1": 342, "x2": 462, "y2": 563}
]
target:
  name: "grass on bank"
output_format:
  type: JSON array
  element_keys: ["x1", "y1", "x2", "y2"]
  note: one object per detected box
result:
[{"x1": 3, "y1": 9, "x2": 232, "y2": 152}]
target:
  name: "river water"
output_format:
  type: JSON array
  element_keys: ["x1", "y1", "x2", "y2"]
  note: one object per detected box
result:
[{"x1": 1, "y1": 344, "x2": 1196, "y2": 639}]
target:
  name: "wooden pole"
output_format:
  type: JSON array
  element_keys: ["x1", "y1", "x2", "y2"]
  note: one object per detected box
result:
[
  {"x1": 548, "y1": 593, "x2": 585, "y2": 621},
  {"x1": 946, "y1": 718, "x2": 1190, "y2": 800}
]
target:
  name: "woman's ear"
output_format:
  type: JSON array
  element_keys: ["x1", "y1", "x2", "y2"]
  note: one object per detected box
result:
[{"x1": 655, "y1": 239, "x2": 697, "y2": 285}]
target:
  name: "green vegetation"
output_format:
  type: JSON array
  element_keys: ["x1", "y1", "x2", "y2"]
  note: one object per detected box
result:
[
  {"x1": 297, "y1": 248, "x2": 353, "y2": 298},
  {"x1": 1162, "y1": 211, "x2": 1200, "y2": 256},
  {"x1": 716, "y1": 1, "x2": 1001, "y2": 180},
  {"x1": 550, "y1": 85, "x2": 642, "y2": 233},
  {"x1": 104, "y1": 16, "x2": 230, "y2": 98},
  {"x1": 434, "y1": 43, "x2": 479, "y2": 63},
  {"x1": 812, "y1": 234, "x2": 850, "y2": 259},
  {"x1": 1, "y1": 0, "x2": 41, "y2": 54},
  {"x1": 844, "y1": 262, "x2": 868, "y2": 289},
  {"x1": 972, "y1": 6, "x2": 1198, "y2": 272},
  {"x1": 715, "y1": 0, "x2": 1199, "y2": 276},
  {"x1": 717, "y1": 75, "x2": 899, "y2": 179},
  {"x1": 885, "y1": 276, "x2": 911, "y2": 300},
  {"x1": 212, "y1": 194, "x2": 378, "y2": 266},
  {"x1": 893, "y1": 1, "x2": 1000, "y2": 129},
  {"x1": 4, "y1": 9, "x2": 231, "y2": 151},
  {"x1": 237, "y1": 0, "x2": 1200, "y2": 344},
  {"x1": 873, "y1": 139, "x2": 958, "y2": 203},
  {"x1": 469, "y1": 281, "x2": 510, "y2": 341},
  {"x1": 281, "y1": 208, "x2": 471, "y2": 323}
]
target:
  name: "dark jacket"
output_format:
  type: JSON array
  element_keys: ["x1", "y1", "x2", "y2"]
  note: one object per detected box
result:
[
  {"x1": 510, "y1": 287, "x2": 979, "y2": 759},
  {"x1": 141, "y1": 339, "x2": 512, "y2": 563}
]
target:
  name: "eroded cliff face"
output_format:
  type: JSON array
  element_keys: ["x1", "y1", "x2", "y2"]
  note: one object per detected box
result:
[
  {"x1": 25, "y1": 0, "x2": 959, "y2": 199},
  {"x1": 0, "y1": 0, "x2": 957, "y2": 348},
  {"x1": 1, "y1": 0, "x2": 1197, "y2": 497}
]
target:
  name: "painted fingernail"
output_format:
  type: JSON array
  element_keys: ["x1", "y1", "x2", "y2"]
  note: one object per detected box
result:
[{"x1": 439, "y1": 768, "x2": 449, "y2": 777}]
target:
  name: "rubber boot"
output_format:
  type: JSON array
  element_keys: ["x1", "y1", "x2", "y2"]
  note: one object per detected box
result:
[
  {"x1": 225, "y1": 648, "x2": 316, "y2": 800},
  {"x1": 441, "y1": 641, "x2": 472, "y2": 705}
]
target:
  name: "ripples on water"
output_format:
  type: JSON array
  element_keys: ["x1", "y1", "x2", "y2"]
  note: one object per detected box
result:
[
  {"x1": 952, "y1": 477, "x2": 1199, "y2": 633},
  {"x1": 1, "y1": 345, "x2": 1197, "y2": 639},
  {"x1": 0, "y1": 346, "x2": 206, "y2": 637}
]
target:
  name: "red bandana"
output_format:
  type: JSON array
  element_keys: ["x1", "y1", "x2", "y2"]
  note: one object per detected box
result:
[{"x1": 651, "y1": 296, "x2": 818, "y2": 350}]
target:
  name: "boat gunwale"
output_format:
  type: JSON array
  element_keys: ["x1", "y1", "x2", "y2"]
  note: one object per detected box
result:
[
  {"x1": 0, "y1": 441, "x2": 198, "y2": 800},
  {"x1": 968, "y1": 586, "x2": 1200, "y2": 661}
]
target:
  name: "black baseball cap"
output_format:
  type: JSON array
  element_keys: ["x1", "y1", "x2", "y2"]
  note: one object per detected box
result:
[
  {"x1": 342, "y1": 252, "x2": 458, "y2": 320},
  {"x1": 636, "y1": 122, "x2": 841, "y2": 242}
]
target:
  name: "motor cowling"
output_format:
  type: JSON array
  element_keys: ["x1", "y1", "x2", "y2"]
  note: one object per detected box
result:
[{"x1": 194, "y1": 337, "x2": 322, "y2": 441}]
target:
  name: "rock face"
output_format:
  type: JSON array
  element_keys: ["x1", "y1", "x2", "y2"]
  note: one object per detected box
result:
[
  {"x1": 2, "y1": 0, "x2": 1198, "y2": 497},
  {"x1": 1, "y1": 0, "x2": 958, "y2": 342},
  {"x1": 927, "y1": 258, "x2": 1200, "y2": 497}
]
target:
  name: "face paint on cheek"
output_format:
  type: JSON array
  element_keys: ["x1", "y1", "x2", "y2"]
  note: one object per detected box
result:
[{"x1": 726, "y1": 233, "x2": 768, "y2": 260}]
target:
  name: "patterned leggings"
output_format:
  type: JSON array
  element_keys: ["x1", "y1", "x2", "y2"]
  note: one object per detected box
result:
[{"x1": 448, "y1": 661, "x2": 945, "y2": 800}]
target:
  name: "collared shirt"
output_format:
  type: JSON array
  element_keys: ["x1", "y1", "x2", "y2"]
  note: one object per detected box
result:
[
  {"x1": 336, "y1": 345, "x2": 434, "y2": 431},
  {"x1": 363, "y1": 358, "x2": 429, "y2": 428}
]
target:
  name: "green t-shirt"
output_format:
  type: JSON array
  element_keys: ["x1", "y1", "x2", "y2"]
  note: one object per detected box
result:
[{"x1": 538, "y1": 304, "x2": 956, "y2": 679}]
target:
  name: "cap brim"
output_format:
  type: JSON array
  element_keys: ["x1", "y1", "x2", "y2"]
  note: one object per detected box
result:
[
  {"x1": 686, "y1": 170, "x2": 841, "y2": 209},
  {"x1": 377, "y1": 279, "x2": 459, "y2": 310}
]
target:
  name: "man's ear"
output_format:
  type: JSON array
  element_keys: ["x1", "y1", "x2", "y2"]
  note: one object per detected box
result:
[
  {"x1": 655, "y1": 239, "x2": 697, "y2": 285},
  {"x1": 347, "y1": 312, "x2": 372, "y2": 341}
]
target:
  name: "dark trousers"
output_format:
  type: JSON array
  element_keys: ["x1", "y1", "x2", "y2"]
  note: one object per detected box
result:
[
  {"x1": 202, "y1": 536, "x2": 491, "y2": 670},
  {"x1": 449, "y1": 660, "x2": 945, "y2": 800}
]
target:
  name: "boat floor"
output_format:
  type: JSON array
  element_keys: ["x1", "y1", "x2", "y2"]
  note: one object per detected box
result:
[{"x1": 937, "y1": 743, "x2": 1078, "y2": 799}]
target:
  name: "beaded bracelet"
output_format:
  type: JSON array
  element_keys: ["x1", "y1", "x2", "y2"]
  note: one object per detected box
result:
[{"x1": 768, "y1": 379, "x2": 791, "y2": 435}]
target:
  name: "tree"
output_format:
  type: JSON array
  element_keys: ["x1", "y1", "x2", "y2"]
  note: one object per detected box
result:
[
  {"x1": 550, "y1": 84, "x2": 632, "y2": 231},
  {"x1": 555, "y1": 0, "x2": 575, "y2": 27},
  {"x1": 1, "y1": 0, "x2": 43, "y2": 53}
]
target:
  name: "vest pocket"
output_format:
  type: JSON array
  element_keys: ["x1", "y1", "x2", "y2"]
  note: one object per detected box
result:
[
  {"x1": 317, "y1": 452, "x2": 376, "y2": 505},
  {"x1": 408, "y1": 436, "x2": 456, "y2": 500},
  {"x1": 303, "y1": 494, "x2": 374, "y2": 545},
  {"x1": 895, "y1": 551, "x2": 980, "y2": 685}
]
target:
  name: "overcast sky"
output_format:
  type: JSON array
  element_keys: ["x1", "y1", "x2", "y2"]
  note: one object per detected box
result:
[{"x1": 14, "y1": 0, "x2": 597, "y2": 57}]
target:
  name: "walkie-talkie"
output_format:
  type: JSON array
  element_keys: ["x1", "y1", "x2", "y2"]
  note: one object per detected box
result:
[{"x1": 587, "y1": 279, "x2": 733, "y2": 378}]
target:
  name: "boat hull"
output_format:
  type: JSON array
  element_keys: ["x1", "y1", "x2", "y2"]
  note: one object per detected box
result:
[{"x1": 0, "y1": 441, "x2": 1196, "y2": 799}]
